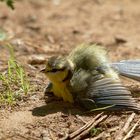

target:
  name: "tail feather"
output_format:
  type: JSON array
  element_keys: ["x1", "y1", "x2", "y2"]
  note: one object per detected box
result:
[{"x1": 111, "y1": 60, "x2": 140, "y2": 81}]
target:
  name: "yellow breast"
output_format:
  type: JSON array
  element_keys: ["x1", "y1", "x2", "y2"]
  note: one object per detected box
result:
[{"x1": 52, "y1": 82, "x2": 74, "y2": 103}]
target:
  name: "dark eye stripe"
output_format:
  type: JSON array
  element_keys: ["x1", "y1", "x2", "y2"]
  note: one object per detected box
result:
[{"x1": 47, "y1": 68, "x2": 65, "y2": 73}]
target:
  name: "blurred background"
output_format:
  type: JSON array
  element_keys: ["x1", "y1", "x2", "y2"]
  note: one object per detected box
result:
[{"x1": 0, "y1": 0, "x2": 140, "y2": 60}]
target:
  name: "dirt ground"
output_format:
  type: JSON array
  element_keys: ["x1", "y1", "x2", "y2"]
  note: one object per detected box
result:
[{"x1": 0, "y1": 0, "x2": 140, "y2": 139}]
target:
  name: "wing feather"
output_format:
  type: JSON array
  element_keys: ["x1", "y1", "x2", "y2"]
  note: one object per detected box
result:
[{"x1": 86, "y1": 77, "x2": 140, "y2": 111}]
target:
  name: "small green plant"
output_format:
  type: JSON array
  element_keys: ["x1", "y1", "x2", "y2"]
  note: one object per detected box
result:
[
  {"x1": 0, "y1": 44, "x2": 30, "y2": 105},
  {"x1": 90, "y1": 127, "x2": 102, "y2": 137}
]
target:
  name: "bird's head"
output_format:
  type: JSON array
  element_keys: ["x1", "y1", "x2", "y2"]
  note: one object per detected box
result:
[{"x1": 41, "y1": 56, "x2": 72, "y2": 83}]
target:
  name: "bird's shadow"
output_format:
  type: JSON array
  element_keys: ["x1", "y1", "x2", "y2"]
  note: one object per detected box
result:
[
  {"x1": 31, "y1": 101, "x2": 84, "y2": 117},
  {"x1": 31, "y1": 100, "x2": 132, "y2": 117},
  {"x1": 31, "y1": 92, "x2": 135, "y2": 117}
]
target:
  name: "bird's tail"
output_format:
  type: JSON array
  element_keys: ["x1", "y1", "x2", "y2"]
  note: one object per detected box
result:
[{"x1": 111, "y1": 60, "x2": 140, "y2": 82}]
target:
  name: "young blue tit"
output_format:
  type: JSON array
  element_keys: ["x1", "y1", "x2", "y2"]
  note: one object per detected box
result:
[
  {"x1": 41, "y1": 56, "x2": 74, "y2": 103},
  {"x1": 41, "y1": 44, "x2": 140, "y2": 111}
]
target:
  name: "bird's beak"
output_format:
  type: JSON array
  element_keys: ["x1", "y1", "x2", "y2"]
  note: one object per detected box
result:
[{"x1": 40, "y1": 68, "x2": 45, "y2": 73}]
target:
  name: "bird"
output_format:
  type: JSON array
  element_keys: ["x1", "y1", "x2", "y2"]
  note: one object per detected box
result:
[{"x1": 41, "y1": 44, "x2": 140, "y2": 111}]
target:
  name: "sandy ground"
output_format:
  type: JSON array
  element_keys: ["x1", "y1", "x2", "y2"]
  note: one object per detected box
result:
[{"x1": 0, "y1": 0, "x2": 140, "y2": 139}]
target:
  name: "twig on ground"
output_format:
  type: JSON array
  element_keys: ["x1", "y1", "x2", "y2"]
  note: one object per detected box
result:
[
  {"x1": 74, "y1": 115, "x2": 107, "y2": 140},
  {"x1": 16, "y1": 133, "x2": 38, "y2": 140},
  {"x1": 69, "y1": 113, "x2": 103, "y2": 139},
  {"x1": 123, "y1": 113, "x2": 136, "y2": 133},
  {"x1": 66, "y1": 112, "x2": 107, "y2": 140},
  {"x1": 107, "y1": 126, "x2": 119, "y2": 133},
  {"x1": 76, "y1": 115, "x2": 87, "y2": 124},
  {"x1": 48, "y1": 129, "x2": 55, "y2": 140},
  {"x1": 122, "y1": 119, "x2": 140, "y2": 140},
  {"x1": 115, "y1": 112, "x2": 136, "y2": 140}
]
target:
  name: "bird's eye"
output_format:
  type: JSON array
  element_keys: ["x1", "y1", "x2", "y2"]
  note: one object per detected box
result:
[
  {"x1": 50, "y1": 69, "x2": 58, "y2": 72},
  {"x1": 47, "y1": 68, "x2": 65, "y2": 73}
]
